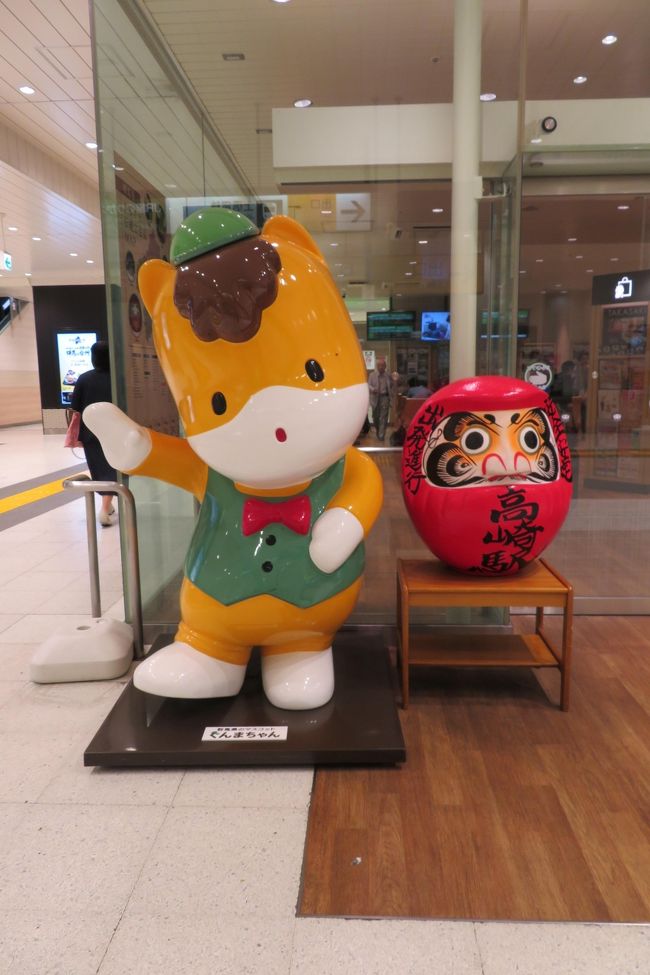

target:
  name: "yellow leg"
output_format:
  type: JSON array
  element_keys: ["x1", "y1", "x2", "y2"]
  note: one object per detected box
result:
[{"x1": 177, "y1": 576, "x2": 363, "y2": 664}]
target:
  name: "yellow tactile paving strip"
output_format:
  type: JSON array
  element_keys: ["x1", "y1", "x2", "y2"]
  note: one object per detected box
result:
[{"x1": 0, "y1": 472, "x2": 87, "y2": 516}]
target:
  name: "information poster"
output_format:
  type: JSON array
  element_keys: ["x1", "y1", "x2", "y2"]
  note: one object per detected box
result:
[
  {"x1": 56, "y1": 331, "x2": 97, "y2": 405},
  {"x1": 600, "y1": 304, "x2": 647, "y2": 355},
  {"x1": 114, "y1": 159, "x2": 178, "y2": 434}
]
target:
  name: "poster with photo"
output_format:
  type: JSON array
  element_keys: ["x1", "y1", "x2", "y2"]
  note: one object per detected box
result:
[
  {"x1": 57, "y1": 331, "x2": 97, "y2": 405},
  {"x1": 619, "y1": 389, "x2": 644, "y2": 428},
  {"x1": 598, "y1": 388, "x2": 620, "y2": 421},
  {"x1": 600, "y1": 304, "x2": 647, "y2": 355},
  {"x1": 114, "y1": 158, "x2": 178, "y2": 435},
  {"x1": 598, "y1": 358, "x2": 623, "y2": 389}
]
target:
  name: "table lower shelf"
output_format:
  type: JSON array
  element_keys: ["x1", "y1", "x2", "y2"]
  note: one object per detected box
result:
[{"x1": 404, "y1": 630, "x2": 559, "y2": 668}]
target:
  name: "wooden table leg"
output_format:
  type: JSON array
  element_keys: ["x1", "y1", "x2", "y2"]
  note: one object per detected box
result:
[
  {"x1": 561, "y1": 587, "x2": 574, "y2": 712},
  {"x1": 399, "y1": 582, "x2": 410, "y2": 710}
]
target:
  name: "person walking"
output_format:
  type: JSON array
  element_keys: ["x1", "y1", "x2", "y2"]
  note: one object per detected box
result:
[{"x1": 70, "y1": 340, "x2": 118, "y2": 526}]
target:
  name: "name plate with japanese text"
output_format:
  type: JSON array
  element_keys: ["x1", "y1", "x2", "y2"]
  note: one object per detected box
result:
[{"x1": 202, "y1": 725, "x2": 288, "y2": 742}]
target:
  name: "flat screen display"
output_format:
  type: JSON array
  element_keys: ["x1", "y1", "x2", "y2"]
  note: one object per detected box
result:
[
  {"x1": 366, "y1": 310, "x2": 416, "y2": 340},
  {"x1": 421, "y1": 311, "x2": 451, "y2": 342},
  {"x1": 56, "y1": 331, "x2": 97, "y2": 406}
]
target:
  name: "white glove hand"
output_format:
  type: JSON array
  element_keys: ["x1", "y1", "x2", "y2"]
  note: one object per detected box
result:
[
  {"x1": 309, "y1": 507, "x2": 364, "y2": 574},
  {"x1": 83, "y1": 402, "x2": 152, "y2": 473}
]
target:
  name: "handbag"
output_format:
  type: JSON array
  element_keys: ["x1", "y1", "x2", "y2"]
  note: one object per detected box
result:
[{"x1": 64, "y1": 410, "x2": 83, "y2": 448}]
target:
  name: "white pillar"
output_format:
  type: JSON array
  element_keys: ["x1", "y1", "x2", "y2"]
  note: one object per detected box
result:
[{"x1": 449, "y1": 0, "x2": 482, "y2": 381}]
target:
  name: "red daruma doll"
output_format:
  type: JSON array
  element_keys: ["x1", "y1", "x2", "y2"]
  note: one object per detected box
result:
[{"x1": 401, "y1": 376, "x2": 572, "y2": 575}]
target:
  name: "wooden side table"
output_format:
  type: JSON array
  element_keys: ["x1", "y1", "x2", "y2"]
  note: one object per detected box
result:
[{"x1": 396, "y1": 558, "x2": 573, "y2": 711}]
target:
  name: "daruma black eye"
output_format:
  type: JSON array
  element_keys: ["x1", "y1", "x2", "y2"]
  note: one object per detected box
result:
[
  {"x1": 305, "y1": 359, "x2": 324, "y2": 383},
  {"x1": 461, "y1": 428, "x2": 489, "y2": 454},
  {"x1": 519, "y1": 425, "x2": 540, "y2": 452},
  {"x1": 211, "y1": 392, "x2": 227, "y2": 415}
]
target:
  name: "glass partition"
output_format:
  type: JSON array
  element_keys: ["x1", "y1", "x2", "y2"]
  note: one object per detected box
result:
[
  {"x1": 91, "y1": 0, "x2": 252, "y2": 629},
  {"x1": 518, "y1": 174, "x2": 650, "y2": 610}
]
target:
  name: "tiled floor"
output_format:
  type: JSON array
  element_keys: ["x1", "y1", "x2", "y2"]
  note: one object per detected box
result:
[{"x1": 0, "y1": 423, "x2": 648, "y2": 973}]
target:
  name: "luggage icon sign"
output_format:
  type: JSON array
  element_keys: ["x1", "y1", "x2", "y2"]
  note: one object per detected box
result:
[{"x1": 614, "y1": 276, "x2": 633, "y2": 300}]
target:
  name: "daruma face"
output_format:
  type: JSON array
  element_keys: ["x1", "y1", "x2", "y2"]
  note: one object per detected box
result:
[{"x1": 402, "y1": 376, "x2": 573, "y2": 574}]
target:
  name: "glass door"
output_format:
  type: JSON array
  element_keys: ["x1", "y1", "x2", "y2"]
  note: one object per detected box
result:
[{"x1": 518, "y1": 169, "x2": 650, "y2": 611}]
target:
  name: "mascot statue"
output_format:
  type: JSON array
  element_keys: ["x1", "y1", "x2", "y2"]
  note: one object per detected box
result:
[{"x1": 85, "y1": 208, "x2": 382, "y2": 709}]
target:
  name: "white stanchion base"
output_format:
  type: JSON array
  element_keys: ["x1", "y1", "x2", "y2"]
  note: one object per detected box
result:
[{"x1": 30, "y1": 618, "x2": 134, "y2": 684}]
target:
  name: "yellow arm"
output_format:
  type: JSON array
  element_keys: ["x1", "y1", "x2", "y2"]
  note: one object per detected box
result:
[
  {"x1": 129, "y1": 430, "x2": 208, "y2": 500},
  {"x1": 328, "y1": 447, "x2": 383, "y2": 535}
]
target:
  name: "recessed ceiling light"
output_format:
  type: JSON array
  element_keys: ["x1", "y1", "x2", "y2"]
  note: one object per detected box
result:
[
  {"x1": 31, "y1": 236, "x2": 41, "y2": 241},
  {"x1": 321, "y1": 209, "x2": 332, "y2": 215},
  {"x1": 293, "y1": 98, "x2": 312, "y2": 108},
  {"x1": 222, "y1": 52, "x2": 245, "y2": 61},
  {"x1": 602, "y1": 34, "x2": 617, "y2": 45},
  {"x1": 86, "y1": 259, "x2": 95, "y2": 264},
  {"x1": 610, "y1": 257, "x2": 619, "y2": 261},
  {"x1": 8, "y1": 226, "x2": 17, "y2": 232},
  {"x1": 25, "y1": 272, "x2": 32, "y2": 277},
  {"x1": 432, "y1": 207, "x2": 444, "y2": 213},
  {"x1": 69, "y1": 252, "x2": 78, "y2": 257},
  {"x1": 112, "y1": 164, "x2": 124, "y2": 171},
  {"x1": 573, "y1": 76, "x2": 588, "y2": 85},
  {"x1": 561, "y1": 290, "x2": 568, "y2": 294},
  {"x1": 329, "y1": 242, "x2": 338, "y2": 247},
  {"x1": 19, "y1": 85, "x2": 35, "y2": 95},
  {"x1": 530, "y1": 138, "x2": 543, "y2": 144},
  {"x1": 405, "y1": 272, "x2": 413, "y2": 277},
  {"x1": 85, "y1": 141, "x2": 98, "y2": 149},
  {"x1": 568, "y1": 237, "x2": 577, "y2": 242},
  {"x1": 418, "y1": 239, "x2": 428, "y2": 245},
  {"x1": 576, "y1": 255, "x2": 583, "y2": 259},
  {"x1": 271, "y1": 0, "x2": 292, "y2": 4},
  {"x1": 586, "y1": 269, "x2": 594, "y2": 273},
  {"x1": 480, "y1": 92, "x2": 496, "y2": 101},
  {"x1": 535, "y1": 258, "x2": 544, "y2": 263},
  {"x1": 409, "y1": 261, "x2": 417, "y2": 265},
  {"x1": 617, "y1": 204, "x2": 630, "y2": 210},
  {"x1": 519, "y1": 269, "x2": 527, "y2": 274}
]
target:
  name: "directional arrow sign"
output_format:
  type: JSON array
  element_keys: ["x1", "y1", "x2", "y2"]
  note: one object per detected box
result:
[
  {"x1": 336, "y1": 193, "x2": 371, "y2": 232},
  {"x1": 341, "y1": 200, "x2": 366, "y2": 221}
]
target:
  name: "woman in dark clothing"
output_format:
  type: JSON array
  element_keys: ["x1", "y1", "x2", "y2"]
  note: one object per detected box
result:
[{"x1": 70, "y1": 341, "x2": 118, "y2": 526}]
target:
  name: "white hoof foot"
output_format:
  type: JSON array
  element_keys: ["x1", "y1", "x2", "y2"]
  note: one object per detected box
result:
[
  {"x1": 133, "y1": 641, "x2": 246, "y2": 699},
  {"x1": 262, "y1": 648, "x2": 334, "y2": 710}
]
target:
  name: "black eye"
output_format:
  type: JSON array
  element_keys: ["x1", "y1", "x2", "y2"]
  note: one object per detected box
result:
[
  {"x1": 211, "y1": 392, "x2": 227, "y2": 415},
  {"x1": 461, "y1": 428, "x2": 490, "y2": 454},
  {"x1": 305, "y1": 359, "x2": 324, "y2": 383},
  {"x1": 519, "y1": 425, "x2": 540, "y2": 452}
]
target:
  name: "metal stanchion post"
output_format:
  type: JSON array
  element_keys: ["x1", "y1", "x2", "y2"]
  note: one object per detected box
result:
[
  {"x1": 84, "y1": 489, "x2": 102, "y2": 619},
  {"x1": 63, "y1": 476, "x2": 145, "y2": 660}
]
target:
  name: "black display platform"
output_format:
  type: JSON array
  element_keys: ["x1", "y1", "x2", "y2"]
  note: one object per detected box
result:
[{"x1": 84, "y1": 629, "x2": 406, "y2": 767}]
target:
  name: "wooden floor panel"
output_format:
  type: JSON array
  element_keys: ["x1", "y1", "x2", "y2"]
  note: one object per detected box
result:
[{"x1": 299, "y1": 616, "x2": 650, "y2": 921}]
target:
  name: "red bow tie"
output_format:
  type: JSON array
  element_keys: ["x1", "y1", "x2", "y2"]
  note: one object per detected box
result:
[{"x1": 242, "y1": 495, "x2": 311, "y2": 536}]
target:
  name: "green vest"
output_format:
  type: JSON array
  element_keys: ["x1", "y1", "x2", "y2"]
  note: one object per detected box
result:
[{"x1": 186, "y1": 458, "x2": 365, "y2": 607}]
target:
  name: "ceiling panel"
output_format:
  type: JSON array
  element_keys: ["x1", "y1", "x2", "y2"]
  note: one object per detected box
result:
[{"x1": 0, "y1": 0, "x2": 648, "y2": 302}]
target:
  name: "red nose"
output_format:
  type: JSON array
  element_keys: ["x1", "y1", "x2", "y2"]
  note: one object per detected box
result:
[{"x1": 275, "y1": 428, "x2": 287, "y2": 442}]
